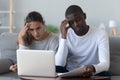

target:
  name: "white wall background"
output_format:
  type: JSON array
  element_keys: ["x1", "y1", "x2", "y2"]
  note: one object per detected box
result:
[{"x1": 0, "y1": 0, "x2": 120, "y2": 33}]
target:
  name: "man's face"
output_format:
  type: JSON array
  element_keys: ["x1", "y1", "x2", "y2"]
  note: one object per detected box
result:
[
  {"x1": 66, "y1": 12, "x2": 86, "y2": 35},
  {"x1": 28, "y1": 21, "x2": 44, "y2": 41}
]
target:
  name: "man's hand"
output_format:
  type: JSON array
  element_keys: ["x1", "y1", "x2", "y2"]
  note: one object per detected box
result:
[
  {"x1": 60, "y1": 19, "x2": 70, "y2": 39},
  {"x1": 9, "y1": 64, "x2": 17, "y2": 72},
  {"x1": 80, "y1": 65, "x2": 95, "y2": 77}
]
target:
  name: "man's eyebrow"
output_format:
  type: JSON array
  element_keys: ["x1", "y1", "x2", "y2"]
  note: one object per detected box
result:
[{"x1": 74, "y1": 14, "x2": 82, "y2": 17}]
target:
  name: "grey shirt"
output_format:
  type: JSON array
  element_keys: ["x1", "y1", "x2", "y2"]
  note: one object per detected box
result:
[{"x1": 19, "y1": 33, "x2": 59, "y2": 52}]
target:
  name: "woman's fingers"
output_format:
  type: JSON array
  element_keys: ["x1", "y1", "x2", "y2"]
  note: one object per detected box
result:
[{"x1": 9, "y1": 64, "x2": 17, "y2": 72}]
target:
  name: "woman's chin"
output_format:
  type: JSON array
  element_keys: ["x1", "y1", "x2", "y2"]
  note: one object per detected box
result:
[
  {"x1": 34, "y1": 37, "x2": 40, "y2": 41},
  {"x1": 35, "y1": 39, "x2": 39, "y2": 41}
]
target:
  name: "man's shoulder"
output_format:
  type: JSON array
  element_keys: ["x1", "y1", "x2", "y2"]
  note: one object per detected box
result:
[
  {"x1": 91, "y1": 27, "x2": 108, "y2": 41},
  {"x1": 91, "y1": 27, "x2": 107, "y2": 34}
]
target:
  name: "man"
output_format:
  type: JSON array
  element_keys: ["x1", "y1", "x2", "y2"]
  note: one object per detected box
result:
[{"x1": 55, "y1": 5, "x2": 110, "y2": 77}]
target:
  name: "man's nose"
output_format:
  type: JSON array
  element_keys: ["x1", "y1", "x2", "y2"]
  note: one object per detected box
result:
[{"x1": 74, "y1": 22, "x2": 77, "y2": 26}]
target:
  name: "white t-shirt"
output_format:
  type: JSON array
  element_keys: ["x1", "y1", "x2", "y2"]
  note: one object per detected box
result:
[{"x1": 55, "y1": 27, "x2": 110, "y2": 74}]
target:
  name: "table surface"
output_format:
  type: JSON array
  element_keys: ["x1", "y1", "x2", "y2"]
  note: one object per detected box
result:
[
  {"x1": 21, "y1": 76, "x2": 111, "y2": 80},
  {"x1": 2, "y1": 72, "x2": 119, "y2": 80}
]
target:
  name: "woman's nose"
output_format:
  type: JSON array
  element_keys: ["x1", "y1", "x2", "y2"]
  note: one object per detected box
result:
[{"x1": 34, "y1": 30, "x2": 38, "y2": 35}]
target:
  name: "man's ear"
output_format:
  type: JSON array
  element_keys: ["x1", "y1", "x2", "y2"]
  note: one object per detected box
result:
[{"x1": 83, "y1": 13, "x2": 86, "y2": 19}]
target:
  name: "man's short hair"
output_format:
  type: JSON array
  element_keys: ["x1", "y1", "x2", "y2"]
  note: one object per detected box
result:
[{"x1": 65, "y1": 5, "x2": 84, "y2": 17}]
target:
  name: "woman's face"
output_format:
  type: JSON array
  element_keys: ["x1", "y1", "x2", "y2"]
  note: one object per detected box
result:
[{"x1": 28, "y1": 21, "x2": 45, "y2": 41}]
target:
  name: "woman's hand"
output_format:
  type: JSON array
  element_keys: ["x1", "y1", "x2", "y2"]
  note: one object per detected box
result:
[
  {"x1": 60, "y1": 19, "x2": 70, "y2": 39},
  {"x1": 18, "y1": 23, "x2": 30, "y2": 45},
  {"x1": 9, "y1": 64, "x2": 17, "y2": 72},
  {"x1": 80, "y1": 65, "x2": 95, "y2": 77}
]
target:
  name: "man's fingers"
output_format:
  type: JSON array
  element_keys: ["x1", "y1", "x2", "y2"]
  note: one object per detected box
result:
[{"x1": 66, "y1": 26, "x2": 70, "y2": 29}]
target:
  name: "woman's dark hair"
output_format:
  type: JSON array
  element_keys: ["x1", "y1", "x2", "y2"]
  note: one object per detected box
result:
[
  {"x1": 25, "y1": 11, "x2": 44, "y2": 24},
  {"x1": 65, "y1": 5, "x2": 84, "y2": 17},
  {"x1": 23, "y1": 11, "x2": 44, "y2": 46}
]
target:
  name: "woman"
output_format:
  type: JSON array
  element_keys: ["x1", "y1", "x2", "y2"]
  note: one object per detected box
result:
[{"x1": 9, "y1": 11, "x2": 59, "y2": 72}]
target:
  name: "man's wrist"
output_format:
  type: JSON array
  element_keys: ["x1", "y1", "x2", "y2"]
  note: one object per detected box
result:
[
  {"x1": 62, "y1": 35, "x2": 66, "y2": 39},
  {"x1": 91, "y1": 65, "x2": 96, "y2": 73}
]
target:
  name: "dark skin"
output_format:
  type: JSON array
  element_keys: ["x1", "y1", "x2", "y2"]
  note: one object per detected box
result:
[{"x1": 60, "y1": 12, "x2": 95, "y2": 77}]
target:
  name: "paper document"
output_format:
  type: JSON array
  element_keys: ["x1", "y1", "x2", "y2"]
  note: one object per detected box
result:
[{"x1": 57, "y1": 66, "x2": 86, "y2": 77}]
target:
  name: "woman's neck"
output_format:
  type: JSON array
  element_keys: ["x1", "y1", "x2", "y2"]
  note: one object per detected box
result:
[{"x1": 38, "y1": 31, "x2": 51, "y2": 41}]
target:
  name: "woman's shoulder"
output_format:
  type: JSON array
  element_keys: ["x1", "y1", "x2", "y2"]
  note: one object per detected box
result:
[{"x1": 48, "y1": 32, "x2": 59, "y2": 40}]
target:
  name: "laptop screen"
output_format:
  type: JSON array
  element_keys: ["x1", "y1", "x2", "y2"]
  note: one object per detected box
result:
[{"x1": 17, "y1": 50, "x2": 56, "y2": 77}]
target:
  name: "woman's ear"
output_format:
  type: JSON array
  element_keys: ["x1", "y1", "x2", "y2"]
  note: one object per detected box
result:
[{"x1": 43, "y1": 21, "x2": 45, "y2": 25}]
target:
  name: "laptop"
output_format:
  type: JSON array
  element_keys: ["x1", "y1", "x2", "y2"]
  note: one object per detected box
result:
[{"x1": 17, "y1": 50, "x2": 56, "y2": 77}]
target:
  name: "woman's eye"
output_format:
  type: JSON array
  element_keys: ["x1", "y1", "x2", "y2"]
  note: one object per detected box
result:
[
  {"x1": 29, "y1": 29, "x2": 34, "y2": 32},
  {"x1": 37, "y1": 27, "x2": 41, "y2": 30}
]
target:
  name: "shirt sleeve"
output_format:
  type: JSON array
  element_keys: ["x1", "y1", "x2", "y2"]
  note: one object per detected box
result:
[
  {"x1": 49, "y1": 34, "x2": 59, "y2": 52},
  {"x1": 93, "y1": 30, "x2": 110, "y2": 74},
  {"x1": 55, "y1": 35, "x2": 68, "y2": 67},
  {"x1": 18, "y1": 44, "x2": 30, "y2": 50}
]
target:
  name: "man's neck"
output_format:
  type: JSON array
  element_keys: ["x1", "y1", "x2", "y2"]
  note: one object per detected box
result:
[{"x1": 76, "y1": 25, "x2": 89, "y2": 36}]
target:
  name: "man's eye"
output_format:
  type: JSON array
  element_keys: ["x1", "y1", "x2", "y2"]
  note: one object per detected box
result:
[
  {"x1": 76, "y1": 18, "x2": 82, "y2": 22},
  {"x1": 68, "y1": 21, "x2": 74, "y2": 26}
]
